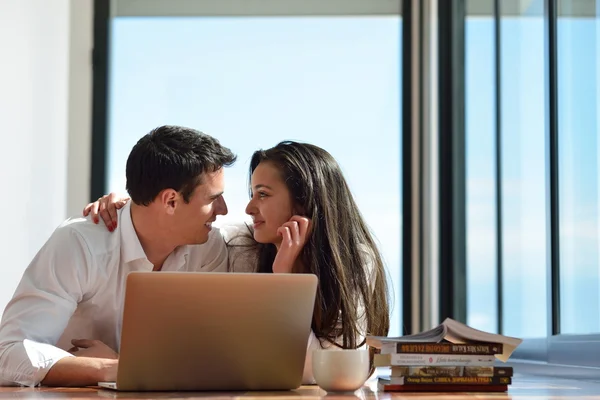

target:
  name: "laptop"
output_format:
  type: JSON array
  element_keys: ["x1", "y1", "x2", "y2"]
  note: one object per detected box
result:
[{"x1": 98, "y1": 271, "x2": 318, "y2": 391}]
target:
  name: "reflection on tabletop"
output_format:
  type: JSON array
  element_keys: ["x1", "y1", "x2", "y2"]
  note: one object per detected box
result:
[{"x1": 2, "y1": 374, "x2": 600, "y2": 399}]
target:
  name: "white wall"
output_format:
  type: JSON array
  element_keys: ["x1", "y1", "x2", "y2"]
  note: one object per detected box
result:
[{"x1": 0, "y1": 0, "x2": 93, "y2": 314}]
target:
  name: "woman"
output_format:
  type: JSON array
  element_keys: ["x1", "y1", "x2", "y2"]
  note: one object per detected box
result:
[{"x1": 84, "y1": 141, "x2": 390, "y2": 383}]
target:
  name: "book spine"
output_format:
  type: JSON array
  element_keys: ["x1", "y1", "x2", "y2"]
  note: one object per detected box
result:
[
  {"x1": 377, "y1": 383, "x2": 508, "y2": 392},
  {"x1": 374, "y1": 353, "x2": 496, "y2": 367},
  {"x1": 380, "y1": 342, "x2": 503, "y2": 355},
  {"x1": 386, "y1": 376, "x2": 512, "y2": 385},
  {"x1": 390, "y1": 366, "x2": 513, "y2": 377}
]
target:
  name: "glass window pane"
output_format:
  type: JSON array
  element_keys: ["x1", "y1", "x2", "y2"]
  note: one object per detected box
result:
[
  {"x1": 500, "y1": 0, "x2": 548, "y2": 338},
  {"x1": 465, "y1": 0, "x2": 498, "y2": 334},
  {"x1": 107, "y1": 16, "x2": 403, "y2": 335},
  {"x1": 557, "y1": 0, "x2": 600, "y2": 334}
]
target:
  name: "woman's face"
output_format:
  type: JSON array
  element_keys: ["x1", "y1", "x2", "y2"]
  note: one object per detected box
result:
[{"x1": 245, "y1": 161, "x2": 295, "y2": 246}]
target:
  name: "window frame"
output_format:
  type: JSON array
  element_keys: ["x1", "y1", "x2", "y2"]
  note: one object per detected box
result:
[{"x1": 110, "y1": 0, "x2": 402, "y2": 16}]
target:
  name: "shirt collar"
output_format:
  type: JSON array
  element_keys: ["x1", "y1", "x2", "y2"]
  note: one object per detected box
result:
[
  {"x1": 119, "y1": 201, "x2": 190, "y2": 271},
  {"x1": 167, "y1": 245, "x2": 190, "y2": 271},
  {"x1": 120, "y1": 201, "x2": 150, "y2": 267}
]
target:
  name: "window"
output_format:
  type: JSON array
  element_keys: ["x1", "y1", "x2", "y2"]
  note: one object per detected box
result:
[
  {"x1": 465, "y1": 0, "x2": 548, "y2": 338},
  {"x1": 104, "y1": 3, "x2": 404, "y2": 335},
  {"x1": 96, "y1": 0, "x2": 600, "y2": 369},
  {"x1": 463, "y1": 0, "x2": 600, "y2": 367},
  {"x1": 557, "y1": 0, "x2": 600, "y2": 334},
  {"x1": 499, "y1": 0, "x2": 548, "y2": 339},
  {"x1": 465, "y1": 0, "x2": 499, "y2": 334}
]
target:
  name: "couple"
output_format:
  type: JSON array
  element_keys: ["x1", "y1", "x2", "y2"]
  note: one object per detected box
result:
[{"x1": 0, "y1": 125, "x2": 390, "y2": 388}]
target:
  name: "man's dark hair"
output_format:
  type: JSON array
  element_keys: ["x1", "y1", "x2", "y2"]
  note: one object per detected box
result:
[{"x1": 125, "y1": 125, "x2": 236, "y2": 205}]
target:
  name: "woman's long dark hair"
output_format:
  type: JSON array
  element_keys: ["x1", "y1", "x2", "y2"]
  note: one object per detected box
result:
[{"x1": 231, "y1": 141, "x2": 390, "y2": 371}]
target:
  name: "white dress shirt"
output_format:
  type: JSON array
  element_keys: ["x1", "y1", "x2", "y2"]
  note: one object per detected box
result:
[{"x1": 0, "y1": 202, "x2": 228, "y2": 387}]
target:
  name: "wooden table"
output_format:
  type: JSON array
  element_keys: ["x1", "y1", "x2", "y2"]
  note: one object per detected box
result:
[{"x1": 1, "y1": 375, "x2": 599, "y2": 399}]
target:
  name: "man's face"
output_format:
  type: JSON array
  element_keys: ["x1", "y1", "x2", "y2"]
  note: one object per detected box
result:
[{"x1": 173, "y1": 168, "x2": 228, "y2": 244}]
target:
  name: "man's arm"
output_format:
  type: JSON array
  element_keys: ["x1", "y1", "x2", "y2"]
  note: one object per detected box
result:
[
  {"x1": 42, "y1": 357, "x2": 117, "y2": 386},
  {"x1": 0, "y1": 225, "x2": 112, "y2": 387}
]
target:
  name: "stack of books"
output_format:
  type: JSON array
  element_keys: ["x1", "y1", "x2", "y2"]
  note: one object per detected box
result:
[{"x1": 367, "y1": 318, "x2": 522, "y2": 393}]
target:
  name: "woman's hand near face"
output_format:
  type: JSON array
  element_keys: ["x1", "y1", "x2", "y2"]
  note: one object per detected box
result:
[
  {"x1": 272, "y1": 215, "x2": 312, "y2": 273},
  {"x1": 82, "y1": 192, "x2": 130, "y2": 231}
]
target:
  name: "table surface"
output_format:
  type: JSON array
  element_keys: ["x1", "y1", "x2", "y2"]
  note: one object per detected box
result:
[{"x1": 1, "y1": 374, "x2": 600, "y2": 399}]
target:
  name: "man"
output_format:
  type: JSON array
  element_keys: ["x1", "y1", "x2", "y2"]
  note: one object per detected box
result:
[{"x1": 0, "y1": 125, "x2": 236, "y2": 387}]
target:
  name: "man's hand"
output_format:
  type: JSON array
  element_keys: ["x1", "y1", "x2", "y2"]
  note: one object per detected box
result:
[
  {"x1": 42, "y1": 357, "x2": 118, "y2": 386},
  {"x1": 69, "y1": 339, "x2": 118, "y2": 359},
  {"x1": 273, "y1": 216, "x2": 312, "y2": 273}
]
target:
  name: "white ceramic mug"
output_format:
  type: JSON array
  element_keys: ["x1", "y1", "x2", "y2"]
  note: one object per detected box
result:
[{"x1": 312, "y1": 349, "x2": 370, "y2": 392}]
